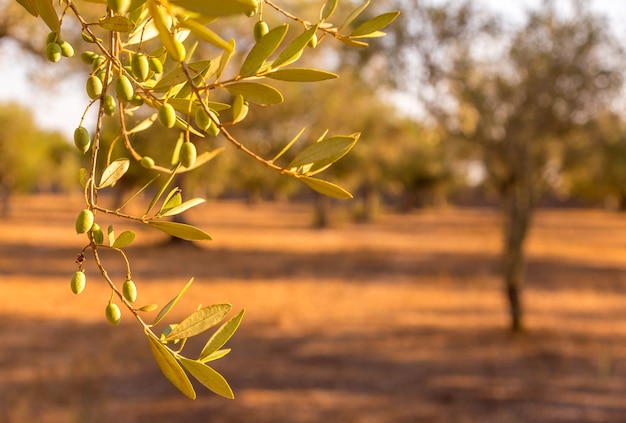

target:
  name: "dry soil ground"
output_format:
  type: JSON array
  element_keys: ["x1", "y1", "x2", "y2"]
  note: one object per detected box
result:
[{"x1": 3, "y1": 195, "x2": 626, "y2": 422}]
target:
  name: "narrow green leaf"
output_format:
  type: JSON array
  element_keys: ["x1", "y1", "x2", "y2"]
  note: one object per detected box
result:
[
  {"x1": 216, "y1": 39, "x2": 236, "y2": 81},
  {"x1": 34, "y1": 0, "x2": 59, "y2": 32},
  {"x1": 288, "y1": 134, "x2": 359, "y2": 171},
  {"x1": 153, "y1": 60, "x2": 209, "y2": 92},
  {"x1": 179, "y1": 357, "x2": 234, "y2": 399},
  {"x1": 225, "y1": 82, "x2": 283, "y2": 105},
  {"x1": 350, "y1": 11, "x2": 400, "y2": 37},
  {"x1": 165, "y1": 304, "x2": 232, "y2": 341},
  {"x1": 99, "y1": 158, "x2": 130, "y2": 188},
  {"x1": 159, "y1": 198, "x2": 206, "y2": 217},
  {"x1": 338, "y1": 0, "x2": 370, "y2": 31},
  {"x1": 16, "y1": 0, "x2": 38, "y2": 17},
  {"x1": 300, "y1": 176, "x2": 353, "y2": 199},
  {"x1": 145, "y1": 331, "x2": 196, "y2": 399},
  {"x1": 127, "y1": 115, "x2": 157, "y2": 135},
  {"x1": 180, "y1": 19, "x2": 232, "y2": 51},
  {"x1": 107, "y1": 225, "x2": 115, "y2": 246},
  {"x1": 272, "y1": 25, "x2": 317, "y2": 68},
  {"x1": 338, "y1": 37, "x2": 369, "y2": 48},
  {"x1": 98, "y1": 16, "x2": 136, "y2": 32},
  {"x1": 111, "y1": 230, "x2": 136, "y2": 249},
  {"x1": 272, "y1": 127, "x2": 305, "y2": 162},
  {"x1": 146, "y1": 164, "x2": 180, "y2": 215},
  {"x1": 240, "y1": 24, "x2": 289, "y2": 76},
  {"x1": 199, "y1": 309, "x2": 245, "y2": 361},
  {"x1": 160, "y1": 188, "x2": 182, "y2": 214},
  {"x1": 152, "y1": 277, "x2": 194, "y2": 326},
  {"x1": 149, "y1": 1, "x2": 184, "y2": 62},
  {"x1": 169, "y1": 0, "x2": 257, "y2": 17},
  {"x1": 321, "y1": 0, "x2": 338, "y2": 20},
  {"x1": 267, "y1": 68, "x2": 338, "y2": 82},
  {"x1": 148, "y1": 220, "x2": 213, "y2": 241},
  {"x1": 200, "y1": 349, "x2": 231, "y2": 363}
]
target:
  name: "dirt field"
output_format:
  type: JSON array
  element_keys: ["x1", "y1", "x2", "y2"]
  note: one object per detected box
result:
[{"x1": 3, "y1": 195, "x2": 626, "y2": 422}]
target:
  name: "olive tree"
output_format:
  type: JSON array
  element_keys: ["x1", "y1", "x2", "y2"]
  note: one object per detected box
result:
[{"x1": 15, "y1": 0, "x2": 398, "y2": 399}]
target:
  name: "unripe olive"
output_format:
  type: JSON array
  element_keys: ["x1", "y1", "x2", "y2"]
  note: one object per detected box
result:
[
  {"x1": 171, "y1": 39, "x2": 186, "y2": 62},
  {"x1": 92, "y1": 55, "x2": 106, "y2": 71},
  {"x1": 195, "y1": 108, "x2": 211, "y2": 131},
  {"x1": 46, "y1": 31, "x2": 59, "y2": 44},
  {"x1": 75, "y1": 209, "x2": 95, "y2": 234},
  {"x1": 80, "y1": 51, "x2": 98, "y2": 65},
  {"x1": 105, "y1": 303, "x2": 121, "y2": 326},
  {"x1": 86, "y1": 75, "x2": 103, "y2": 100},
  {"x1": 107, "y1": 0, "x2": 130, "y2": 14},
  {"x1": 122, "y1": 279, "x2": 137, "y2": 302},
  {"x1": 103, "y1": 94, "x2": 117, "y2": 116},
  {"x1": 58, "y1": 40, "x2": 74, "y2": 57},
  {"x1": 207, "y1": 119, "x2": 220, "y2": 137},
  {"x1": 148, "y1": 56, "x2": 163, "y2": 74},
  {"x1": 70, "y1": 271, "x2": 86, "y2": 295},
  {"x1": 180, "y1": 142, "x2": 197, "y2": 168},
  {"x1": 140, "y1": 156, "x2": 155, "y2": 169},
  {"x1": 46, "y1": 42, "x2": 62, "y2": 63},
  {"x1": 158, "y1": 103, "x2": 176, "y2": 128},
  {"x1": 91, "y1": 223, "x2": 104, "y2": 244},
  {"x1": 74, "y1": 126, "x2": 91, "y2": 154},
  {"x1": 131, "y1": 53, "x2": 149, "y2": 82},
  {"x1": 254, "y1": 21, "x2": 269, "y2": 42},
  {"x1": 115, "y1": 75, "x2": 134, "y2": 102}
]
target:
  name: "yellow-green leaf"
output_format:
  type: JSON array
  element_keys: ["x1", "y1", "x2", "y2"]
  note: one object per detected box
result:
[
  {"x1": 34, "y1": 0, "x2": 59, "y2": 32},
  {"x1": 158, "y1": 198, "x2": 205, "y2": 217},
  {"x1": 289, "y1": 134, "x2": 359, "y2": 172},
  {"x1": 273, "y1": 25, "x2": 318, "y2": 68},
  {"x1": 145, "y1": 331, "x2": 196, "y2": 399},
  {"x1": 267, "y1": 68, "x2": 338, "y2": 82},
  {"x1": 179, "y1": 357, "x2": 234, "y2": 399},
  {"x1": 169, "y1": 0, "x2": 257, "y2": 17},
  {"x1": 225, "y1": 82, "x2": 283, "y2": 105},
  {"x1": 320, "y1": 0, "x2": 338, "y2": 20},
  {"x1": 99, "y1": 158, "x2": 130, "y2": 188},
  {"x1": 300, "y1": 176, "x2": 353, "y2": 199},
  {"x1": 199, "y1": 309, "x2": 244, "y2": 361},
  {"x1": 240, "y1": 24, "x2": 288, "y2": 76},
  {"x1": 111, "y1": 230, "x2": 136, "y2": 248},
  {"x1": 98, "y1": 16, "x2": 136, "y2": 32},
  {"x1": 16, "y1": 0, "x2": 38, "y2": 16},
  {"x1": 148, "y1": 220, "x2": 212, "y2": 241},
  {"x1": 350, "y1": 11, "x2": 400, "y2": 37},
  {"x1": 164, "y1": 304, "x2": 232, "y2": 341},
  {"x1": 149, "y1": 0, "x2": 184, "y2": 62},
  {"x1": 180, "y1": 19, "x2": 233, "y2": 51},
  {"x1": 338, "y1": 0, "x2": 370, "y2": 32},
  {"x1": 152, "y1": 277, "x2": 194, "y2": 326}
]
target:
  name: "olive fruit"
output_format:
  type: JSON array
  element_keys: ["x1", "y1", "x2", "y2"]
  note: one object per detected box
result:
[
  {"x1": 122, "y1": 279, "x2": 137, "y2": 302},
  {"x1": 254, "y1": 21, "x2": 269, "y2": 42},
  {"x1": 195, "y1": 108, "x2": 211, "y2": 131},
  {"x1": 91, "y1": 223, "x2": 104, "y2": 244},
  {"x1": 115, "y1": 75, "x2": 134, "y2": 101},
  {"x1": 46, "y1": 43, "x2": 62, "y2": 63},
  {"x1": 86, "y1": 75, "x2": 103, "y2": 100},
  {"x1": 131, "y1": 53, "x2": 149, "y2": 82},
  {"x1": 140, "y1": 156, "x2": 155, "y2": 169},
  {"x1": 180, "y1": 142, "x2": 197, "y2": 168},
  {"x1": 158, "y1": 103, "x2": 176, "y2": 128},
  {"x1": 103, "y1": 94, "x2": 117, "y2": 116},
  {"x1": 75, "y1": 209, "x2": 95, "y2": 234},
  {"x1": 70, "y1": 271, "x2": 86, "y2": 295},
  {"x1": 74, "y1": 126, "x2": 91, "y2": 154},
  {"x1": 105, "y1": 303, "x2": 121, "y2": 326},
  {"x1": 58, "y1": 40, "x2": 74, "y2": 57}
]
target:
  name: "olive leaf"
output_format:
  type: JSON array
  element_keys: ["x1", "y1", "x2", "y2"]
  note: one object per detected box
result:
[
  {"x1": 145, "y1": 331, "x2": 196, "y2": 399},
  {"x1": 225, "y1": 82, "x2": 283, "y2": 106},
  {"x1": 111, "y1": 230, "x2": 136, "y2": 249},
  {"x1": 33, "y1": 0, "x2": 59, "y2": 32},
  {"x1": 164, "y1": 304, "x2": 232, "y2": 341},
  {"x1": 350, "y1": 11, "x2": 400, "y2": 38},
  {"x1": 338, "y1": 0, "x2": 370, "y2": 32},
  {"x1": 299, "y1": 176, "x2": 353, "y2": 199},
  {"x1": 199, "y1": 309, "x2": 245, "y2": 361},
  {"x1": 180, "y1": 19, "x2": 232, "y2": 51},
  {"x1": 99, "y1": 158, "x2": 130, "y2": 188},
  {"x1": 98, "y1": 16, "x2": 135, "y2": 33},
  {"x1": 273, "y1": 25, "x2": 318, "y2": 68},
  {"x1": 288, "y1": 134, "x2": 359, "y2": 173},
  {"x1": 153, "y1": 277, "x2": 194, "y2": 326},
  {"x1": 179, "y1": 357, "x2": 234, "y2": 399},
  {"x1": 321, "y1": 0, "x2": 339, "y2": 20},
  {"x1": 147, "y1": 220, "x2": 213, "y2": 241},
  {"x1": 158, "y1": 198, "x2": 206, "y2": 217},
  {"x1": 169, "y1": 0, "x2": 257, "y2": 17},
  {"x1": 240, "y1": 24, "x2": 289, "y2": 76},
  {"x1": 266, "y1": 68, "x2": 338, "y2": 82}
]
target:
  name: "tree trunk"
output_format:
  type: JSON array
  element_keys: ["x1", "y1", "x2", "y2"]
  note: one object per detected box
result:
[
  {"x1": 312, "y1": 193, "x2": 330, "y2": 229},
  {"x1": 500, "y1": 166, "x2": 535, "y2": 332}
]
